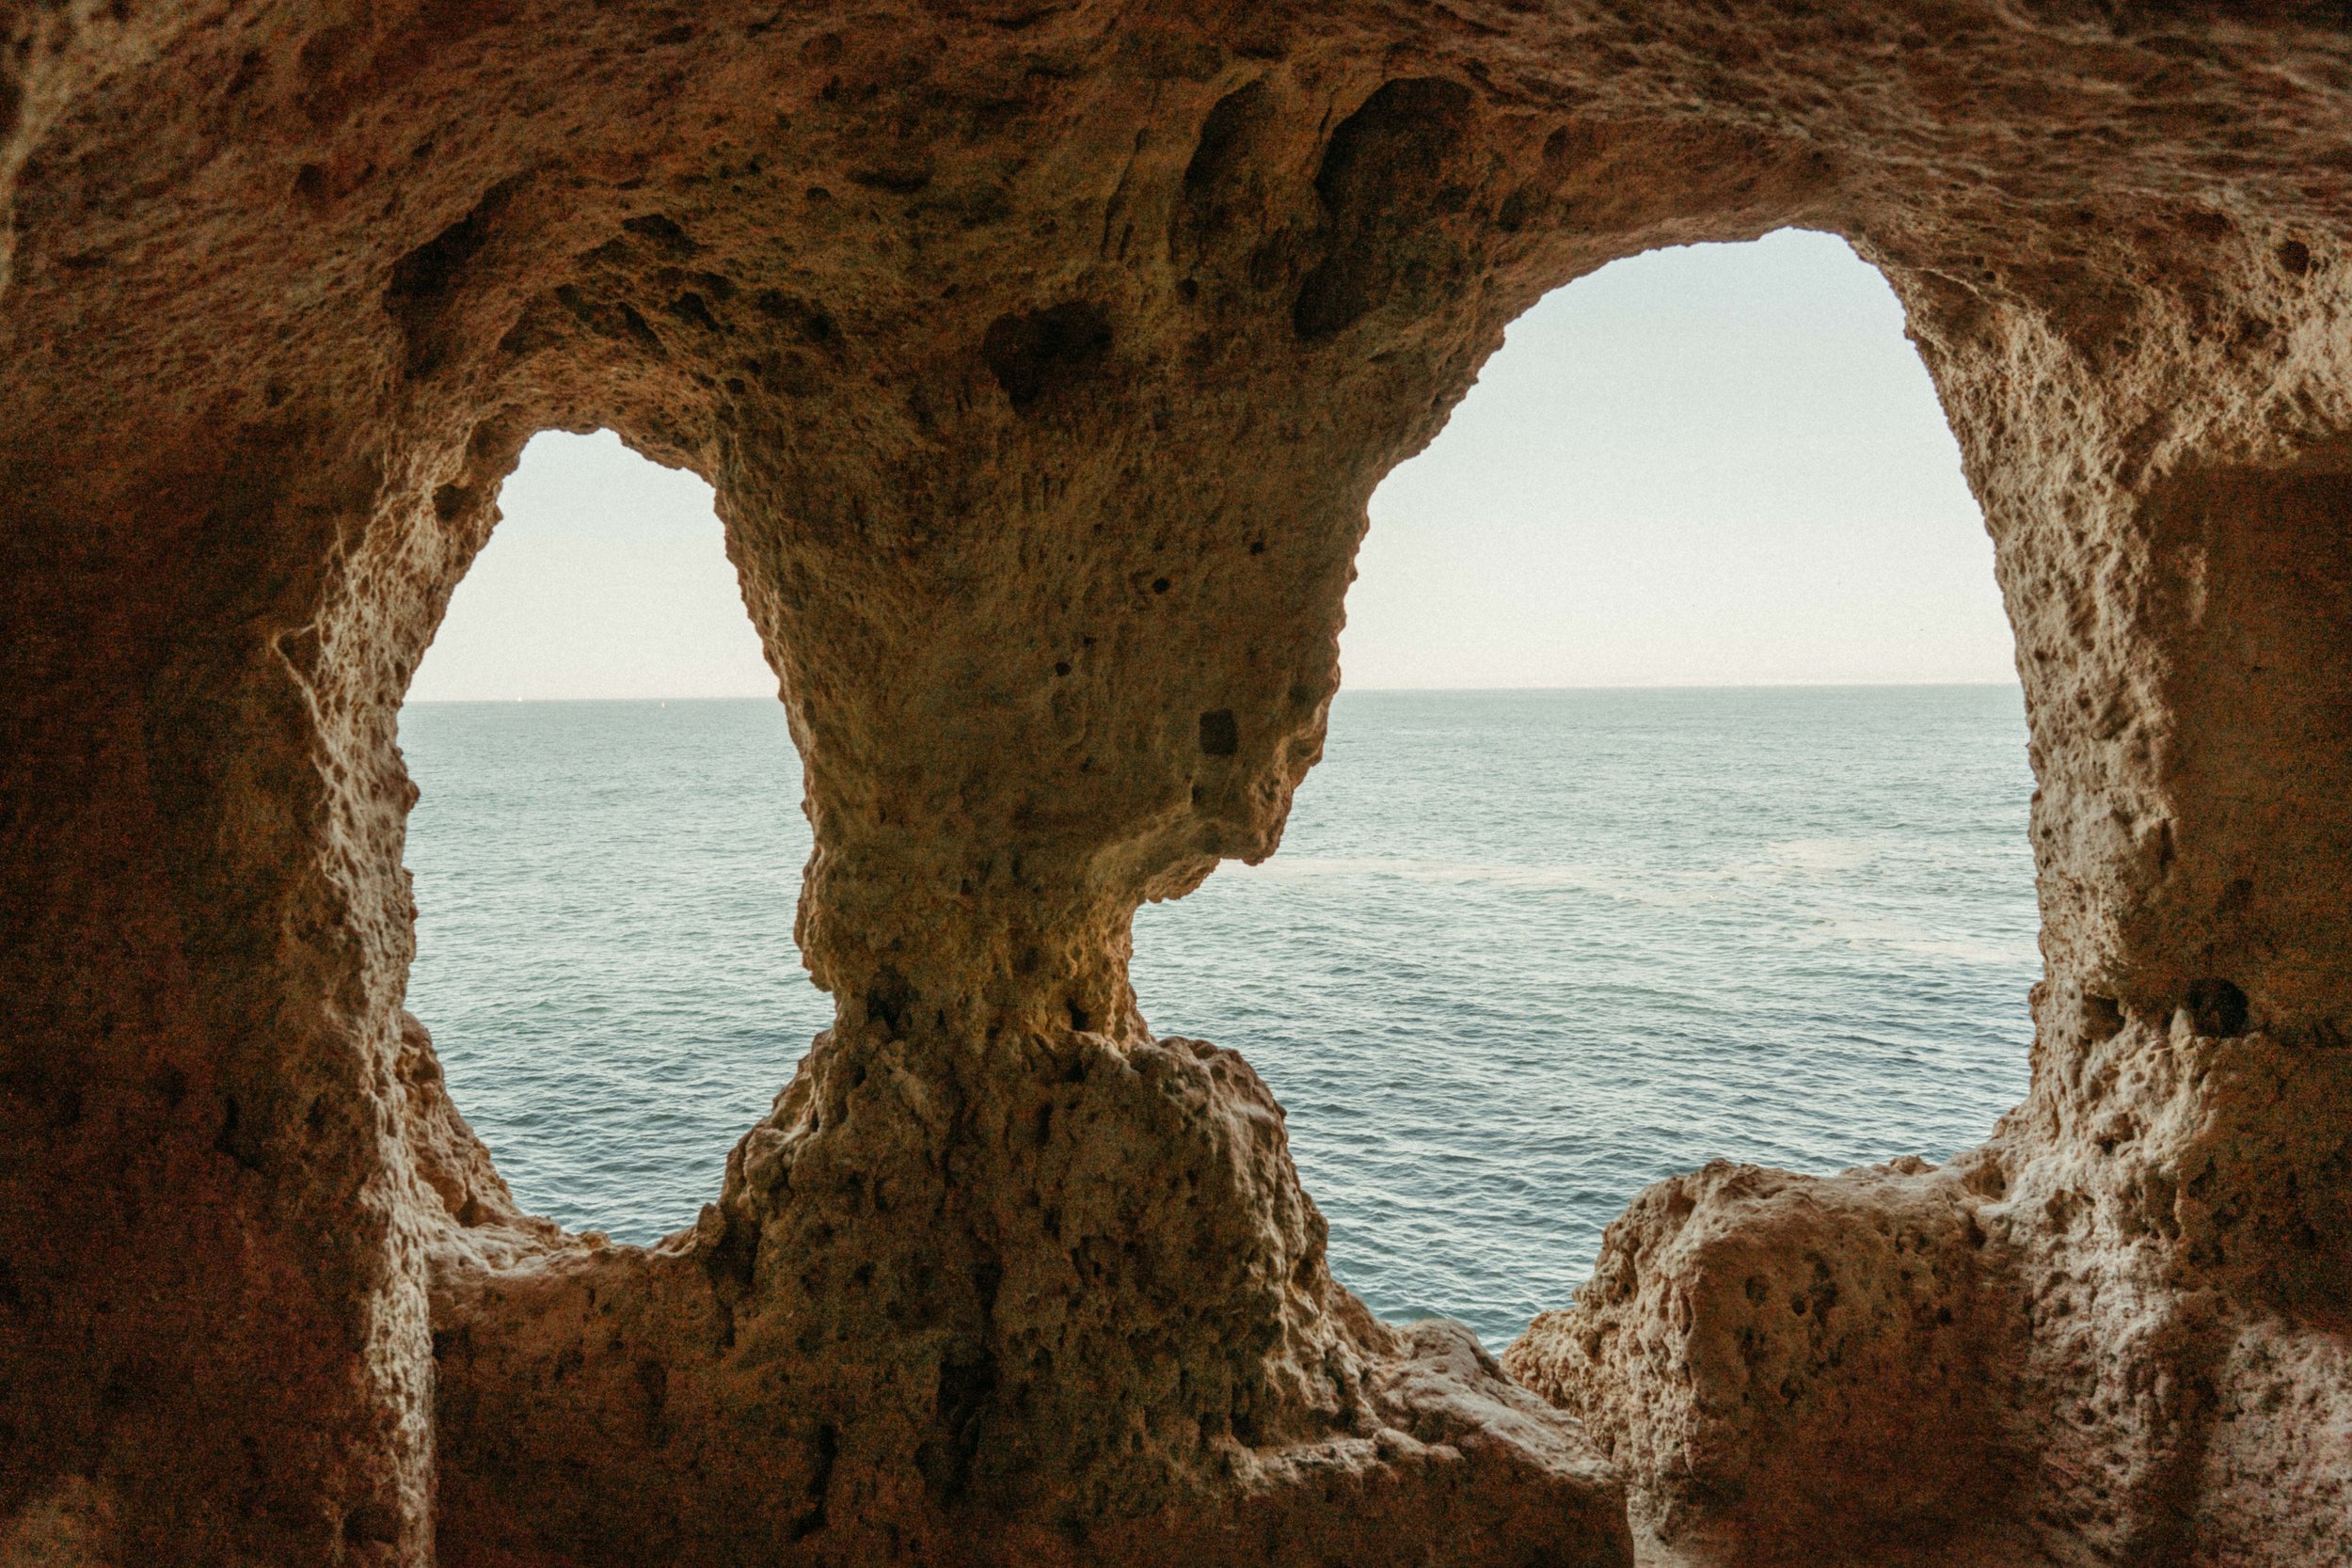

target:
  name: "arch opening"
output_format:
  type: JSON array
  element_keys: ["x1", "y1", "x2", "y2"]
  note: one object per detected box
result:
[
  {"x1": 398, "y1": 429, "x2": 830, "y2": 1241},
  {"x1": 1132, "y1": 229, "x2": 2037, "y2": 1345},
  {"x1": 394, "y1": 233, "x2": 2041, "y2": 1346}
]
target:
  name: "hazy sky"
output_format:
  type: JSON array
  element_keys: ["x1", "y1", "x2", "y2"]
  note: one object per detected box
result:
[{"x1": 406, "y1": 229, "x2": 2014, "y2": 704}]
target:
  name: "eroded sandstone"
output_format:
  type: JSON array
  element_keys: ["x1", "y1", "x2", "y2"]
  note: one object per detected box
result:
[{"x1": 5, "y1": 1, "x2": 2351, "y2": 1564}]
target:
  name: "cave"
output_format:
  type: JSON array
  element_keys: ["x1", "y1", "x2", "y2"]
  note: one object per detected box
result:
[{"x1": 3, "y1": 5, "x2": 2348, "y2": 1567}]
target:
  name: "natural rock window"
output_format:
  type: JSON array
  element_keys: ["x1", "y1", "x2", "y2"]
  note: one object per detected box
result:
[
  {"x1": 396, "y1": 236, "x2": 2034, "y2": 1343},
  {"x1": 1136, "y1": 230, "x2": 2035, "y2": 1341},
  {"x1": 401, "y1": 430, "x2": 828, "y2": 1238}
]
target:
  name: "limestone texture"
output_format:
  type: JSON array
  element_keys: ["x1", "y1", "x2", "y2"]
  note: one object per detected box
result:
[{"x1": 3, "y1": 1, "x2": 2350, "y2": 1564}]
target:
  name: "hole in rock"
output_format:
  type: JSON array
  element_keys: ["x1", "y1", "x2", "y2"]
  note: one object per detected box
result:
[
  {"x1": 1133, "y1": 230, "x2": 2038, "y2": 1347},
  {"x1": 400, "y1": 429, "x2": 830, "y2": 1239}
]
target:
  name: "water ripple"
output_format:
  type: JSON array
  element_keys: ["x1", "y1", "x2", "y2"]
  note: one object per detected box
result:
[{"x1": 402, "y1": 685, "x2": 2036, "y2": 1347}]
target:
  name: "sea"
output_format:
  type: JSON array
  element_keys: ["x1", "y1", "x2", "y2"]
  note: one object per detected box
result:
[{"x1": 399, "y1": 685, "x2": 2038, "y2": 1348}]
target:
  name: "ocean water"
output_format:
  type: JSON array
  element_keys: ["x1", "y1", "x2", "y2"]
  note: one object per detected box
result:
[{"x1": 400, "y1": 685, "x2": 2038, "y2": 1347}]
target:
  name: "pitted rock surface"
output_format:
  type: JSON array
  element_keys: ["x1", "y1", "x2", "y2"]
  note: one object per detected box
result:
[{"x1": 4, "y1": 2, "x2": 2350, "y2": 1564}]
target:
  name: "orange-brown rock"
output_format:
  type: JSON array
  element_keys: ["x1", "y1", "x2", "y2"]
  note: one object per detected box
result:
[{"x1": 4, "y1": 2, "x2": 2349, "y2": 1565}]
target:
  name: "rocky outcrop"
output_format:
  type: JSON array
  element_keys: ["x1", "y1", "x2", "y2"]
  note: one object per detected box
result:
[
  {"x1": 4, "y1": 2, "x2": 2350, "y2": 1564},
  {"x1": 1510, "y1": 1013, "x2": 2352, "y2": 1567},
  {"x1": 421, "y1": 1020, "x2": 1624, "y2": 1567},
  {"x1": 1508, "y1": 1158, "x2": 2027, "y2": 1563}
]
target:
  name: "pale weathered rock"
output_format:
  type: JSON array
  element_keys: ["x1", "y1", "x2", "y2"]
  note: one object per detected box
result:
[
  {"x1": 1509, "y1": 1012, "x2": 2352, "y2": 1567},
  {"x1": 3, "y1": 2, "x2": 2349, "y2": 1564},
  {"x1": 1507, "y1": 1158, "x2": 2027, "y2": 1562}
]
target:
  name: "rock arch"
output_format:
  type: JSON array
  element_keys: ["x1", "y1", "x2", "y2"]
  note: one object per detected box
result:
[{"x1": 2, "y1": 5, "x2": 2347, "y2": 1565}]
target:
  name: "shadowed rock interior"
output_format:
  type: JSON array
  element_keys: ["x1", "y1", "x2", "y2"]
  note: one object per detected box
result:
[{"x1": 3, "y1": 2, "x2": 2349, "y2": 1564}]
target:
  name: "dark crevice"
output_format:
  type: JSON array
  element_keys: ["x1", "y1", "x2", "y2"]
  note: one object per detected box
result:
[
  {"x1": 916, "y1": 1348, "x2": 999, "y2": 1502},
  {"x1": 982, "y1": 302, "x2": 1111, "y2": 410},
  {"x1": 1294, "y1": 78, "x2": 1476, "y2": 341},
  {"x1": 384, "y1": 176, "x2": 526, "y2": 376},
  {"x1": 1198, "y1": 708, "x2": 1239, "y2": 756},
  {"x1": 866, "y1": 967, "x2": 915, "y2": 1037},
  {"x1": 2186, "y1": 977, "x2": 2249, "y2": 1037},
  {"x1": 789, "y1": 1422, "x2": 839, "y2": 1540}
]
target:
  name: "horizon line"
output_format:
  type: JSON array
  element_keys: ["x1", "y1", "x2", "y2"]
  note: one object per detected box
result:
[{"x1": 405, "y1": 677, "x2": 2020, "y2": 706}]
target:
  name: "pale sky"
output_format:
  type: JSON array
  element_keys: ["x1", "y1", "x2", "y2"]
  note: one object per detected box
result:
[{"x1": 406, "y1": 229, "x2": 2014, "y2": 704}]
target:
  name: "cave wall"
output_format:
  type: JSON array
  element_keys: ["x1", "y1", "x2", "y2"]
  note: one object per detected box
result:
[
  {"x1": 3, "y1": 3, "x2": 2349, "y2": 1565},
  {"x1": 1512, "y1": 156, "x2": 2352, "y2": 1564}
]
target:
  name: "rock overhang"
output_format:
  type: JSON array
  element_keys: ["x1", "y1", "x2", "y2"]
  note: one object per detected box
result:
[{"x1": 4, "y1": 3, "x2": 2351, "y2": 1564}]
